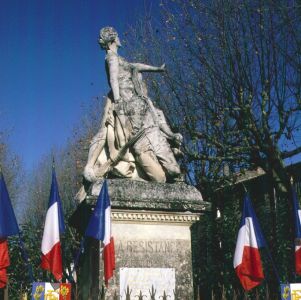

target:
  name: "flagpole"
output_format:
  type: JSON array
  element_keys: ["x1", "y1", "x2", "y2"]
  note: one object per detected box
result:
[
  {"x1": 52, "y1": 157, "x2": 64, "y2": 283},
  {"x1": 69, "y1": 237, "x2": 86, "y2": 283},
  {"x1": 242, "y1": 187, "x2": 281, "y2": 285},
  {"x1": 262, "y1": 240, "x2": 281, "y2": 285},
  {"x1": 18, "y1": 232, "x2": 34, "y2": 282},
  {"x1": 290, "y1": 176, "x2": 301, "y2": 280},
  {"x1": 40, "y1": 161, "x2": 66, "y2": 281}
]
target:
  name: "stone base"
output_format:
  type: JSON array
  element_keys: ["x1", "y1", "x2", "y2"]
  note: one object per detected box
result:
[
  {"x1": 108, "y1": 209, "x2": 200, "y2": 299},
  {"x1": 70, "y1": 179, "x2": 209, "y2": 300}
]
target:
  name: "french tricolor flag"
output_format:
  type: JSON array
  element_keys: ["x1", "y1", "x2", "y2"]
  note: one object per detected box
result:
[
  {"x1": 85, "y1": 180, "x2": 115, "y2": 286},
  {"x1": 41, "y1": 167, "x2": 65, "y2": 281},
  {"x1": 233, "y1": 195, "x2": 265, "y2": 291},
  {"x1": 0, "y1": 170, "x2": 20, "y2": 288},
  {"x1": 292, "y1": 186, "x2": 301, "y2": 275}
]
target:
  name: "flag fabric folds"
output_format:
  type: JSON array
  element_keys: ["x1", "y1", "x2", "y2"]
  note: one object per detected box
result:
[
  {"x1": 233, "y1": 195, "x2": 265, "y2": 291},
  {"x1": 0, "y1": 173, "x2": 20, "y2": 237},
  {"x1": 0, "y1": 172, "x2": 20, "y2": 288},
  {"x1": 85, "y1": 180, "x2": 115, "y2": 285},
  {"x1": 41, "y1": 168, "x2": 65, "y2": 281},
  {"x1": 0, "y1": 239, "x2": 10, "y2": 288},
  {"x1": 292, "y1": 186, "x2": 301, "y2": 275}
]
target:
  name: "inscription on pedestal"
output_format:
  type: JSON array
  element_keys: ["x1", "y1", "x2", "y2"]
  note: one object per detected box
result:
[
  {"x1": 110, "y1": 222, "x2": 194, "y2": 298},
  {"x1": 116, "y1": 239, "x2": 177, "y2": 268},
  {"x1": 117, "y1": 240, "x2": 177, "y2": 253}
]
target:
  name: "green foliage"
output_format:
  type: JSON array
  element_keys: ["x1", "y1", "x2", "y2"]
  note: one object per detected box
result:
[
  {"x1": 0, "y1": 129, "x2": 23, "y2": 208},
  {"x1": 193, "y1": 168, "x2": 301, "y2": 298}
]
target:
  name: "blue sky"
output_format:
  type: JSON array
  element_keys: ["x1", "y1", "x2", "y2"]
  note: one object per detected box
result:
[
  {"x1": 0, "y1": 0, "x2": 157, "y2": 170},
  {"x1": 1, "y1": 0, "x2": 300, "y2": 172}
]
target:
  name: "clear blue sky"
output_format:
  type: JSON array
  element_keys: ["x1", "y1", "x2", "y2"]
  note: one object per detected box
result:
[{"x1": 0, "y1": 0, "x2": 157, "y2": 170}]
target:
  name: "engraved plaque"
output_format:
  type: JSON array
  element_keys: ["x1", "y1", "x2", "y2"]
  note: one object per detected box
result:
[{"x1": 119, "y1": 268, "x2": 175, "y2": 299}]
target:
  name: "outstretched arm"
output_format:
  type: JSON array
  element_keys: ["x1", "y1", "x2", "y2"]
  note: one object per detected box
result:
[{"x1": 131, "y1": 63, "x2": 165, "y2": 72}]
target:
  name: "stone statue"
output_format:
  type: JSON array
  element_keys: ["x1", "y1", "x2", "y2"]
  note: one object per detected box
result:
[{"x1": 77, "y1": 27, "x2": 183, "y2": 201}]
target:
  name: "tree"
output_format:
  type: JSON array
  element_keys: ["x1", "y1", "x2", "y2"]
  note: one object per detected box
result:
[
  {"x1": 0, "y1": 129, "x2": 23, "y2": 204},
  {"x1": 123, "y1": 0, "x2": 301, "y2": 296},
  {"x1": 124, "y1": 0, "x2": 301, "y2": 194}
]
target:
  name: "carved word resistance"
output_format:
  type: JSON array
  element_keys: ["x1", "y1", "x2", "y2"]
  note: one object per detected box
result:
[{"x1": 117, "y1": 240, "x2": 177, "y2": 254}]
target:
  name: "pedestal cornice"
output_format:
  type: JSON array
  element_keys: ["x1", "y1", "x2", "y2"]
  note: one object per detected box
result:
[{"x1": 112, "y1": 209, "x2": 201, "y2": 225}]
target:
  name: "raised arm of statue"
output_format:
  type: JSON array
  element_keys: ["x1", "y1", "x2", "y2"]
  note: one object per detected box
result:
[
  {"x1": 131, "y1": 63, "x2": 165, "y2": 73},
  {"x1": 106, "y1": 51, "x2": 120, "y2": 100}
]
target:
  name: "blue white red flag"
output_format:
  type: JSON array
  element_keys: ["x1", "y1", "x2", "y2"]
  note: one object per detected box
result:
[
  {"x1": 0, "y1": 173, "x2": 20, "y2": 237},
  {"x1": 85, "y1": 180, "x2": 115, "y2": 286},
  {"x1": 41, "y1": 168, "x2": 65, "y2": 281},
  {"x1": 0, "y1": 239, "x2": 10, "y2": 288},
  {"x1": 0, "y1": 172, "x2": 20, "y2": 288},
  {"x1": 233, "y1": 195, "x2": 265, "y2": 290},
  {"x1": 292, "y1": 186, "x2": 301, "y2": 275}
]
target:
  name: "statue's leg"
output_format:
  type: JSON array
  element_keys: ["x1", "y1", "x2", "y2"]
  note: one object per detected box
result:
[
  {"x1": 115, "y1": 115, "x2": 127, "y2": 147},
  {"x1": 136, "y1": 150, "x2": 166, "y2": 183},
  {"x1": 149, "y1": 128, "x2": 181, "y2": 177},
  {"x1": 156, "y1": 148, "x2": 181, "y2": 177},
  {"x1": 83, "y1": 132, "x2": 106, "y2": 182}
]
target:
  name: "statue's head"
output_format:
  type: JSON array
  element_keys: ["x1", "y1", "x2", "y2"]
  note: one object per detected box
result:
[{"x1": 99, "y1": 26, "x2": 121, "y2": 49}]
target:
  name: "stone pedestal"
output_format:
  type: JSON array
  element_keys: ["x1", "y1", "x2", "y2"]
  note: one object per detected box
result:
[{"x1": 71, "y1": 179, "x2": 209, "y2": 300}]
